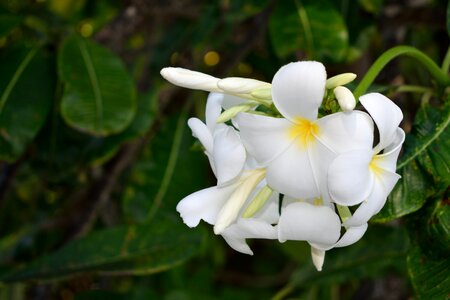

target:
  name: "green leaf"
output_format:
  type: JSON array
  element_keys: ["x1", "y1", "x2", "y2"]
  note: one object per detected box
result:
[
  {"x1": 0, "y1": 219, "x2": 202, "y2": 282},
  {"x1": 0, "y1": 45, "x2": 54, "y2": 162},
  {"x1": 269, "y1": 0, "x2": 348, "y2": 62},
  {"x1": 288, "y1": 226, "x2": 408, "y2": 287},
  {"x1": 30, "y1": 91, "x2": 155, "y2": 183},
  {"x1": 59, "y1": 34, "x2": 136, "y2": 136},
  {"x1": 407, "y1": 244, "x2": 450, "y2": 299},
  {"x1": 405, "y1": 195, "x2": 449, "y2": 299},
  {"x1": 81, "y1": 90, "x2": 156, "y2": 166},
  {"x1": 397, "y1": 103, "x2": 450, "y2": 183}
]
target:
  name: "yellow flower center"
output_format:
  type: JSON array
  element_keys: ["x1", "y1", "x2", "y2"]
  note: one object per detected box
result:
[
  {"x1": 288, "y1": 118, "x2": 319, "y2": 148},
  {"x1": 312, "y1": 197, "x2": 323, "y2": 206},
  {"x1": 369, "y1": 155, "x2": 384, "y2": 177}
]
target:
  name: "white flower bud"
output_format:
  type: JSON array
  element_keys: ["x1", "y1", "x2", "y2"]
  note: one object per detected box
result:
[
  {"x1": 242, "y1": 185, "x2": 273, "y2": 218},
  {"x1": 250, "y1": 87, "x2": 272, "y2": 100},
  {"x1": 214, "y1": 169, "x2": 266, "y2": 234},
  {"x1": 217, "y1": 77, "x2": 271, "y2": 94},
  {"x1": 334, "y1": 86, "x2": 356, "y2": 112},
  {"x1": 325, "y1": 73, "x2": 357, "y2": 90},
  {"x1": 160, "y1": 67, "x2": 221, "y2": 92}
]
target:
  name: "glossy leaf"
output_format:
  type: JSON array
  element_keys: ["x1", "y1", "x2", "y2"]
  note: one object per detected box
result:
[
  {"x1": 0, "y1": 219, "x2": 202, "y2": 282},
  {"x1": 407, "y1": 244, "x2": 450, "y2": 299},
  {"x1": 269, "y1": 0, "x2": 348, "y2": 62},
  {"x1": 59, "y1": 34, "x2": 136, "y2": 136},
  {"x1": 406, "y1": 198, "x2": 450, "y2": 299},
  {"x1": 414, "y1": 104, "x2": 450, "y2": 189},
  {"x1": 0, "y1": 45, "x2": 54, "y2": 162}
]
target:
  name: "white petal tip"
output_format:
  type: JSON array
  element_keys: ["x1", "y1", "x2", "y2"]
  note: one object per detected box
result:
[
  {"x1": 160, "y1": 67, "x2": 170, "y2": 78},
  {"x1": 213, "y1": 223, "x2": 225, "y2": 235},
  {"x1": 311, "y1": 247, "x2": 325, "y2": 272}
]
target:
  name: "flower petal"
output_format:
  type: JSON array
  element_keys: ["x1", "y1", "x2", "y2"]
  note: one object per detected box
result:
[
  {"x1": 213, "y1": 127, "x2": 246, "y2": 186},
  {"x1": 160, "y1": 67, "x2": 221, "y2": 92},
  {"x1": 334, "y1": 223, "x2": 368, "y2": 247},
  {"x1": 345, "y1": 170, "x2": 400, "y2": 226},
  {"x1": 360, "y1": 93, "x2": 403, "y2": 153},
  {"x1": 310, "y1": 223, "x2": 368, "y2": 250},
  {"x1": 328, "y1": 150, "x2": 374, "y2": 206},
  {"x1": 272, "y1": 61, "x2": 326, "y2": 121},
  {"x1": 375, "y1": 128, "x2": 405, "y2": 172},
  {"x1": 176, "y1": 183, "x2": 239, "y2": 227},
  {"x1": 221, "y1": 218, "x2": 277, "y2": 255},
  {"x1": 205, "y1": 93, "x2": 224, "y2": 133},
  {"x1": 278, "y1": 202, "x2": 341, "y2": 245},
  {"x1": 314, "y1": 111, "x2": 374, "y2": 154},
  {"x1": 267, "y1": 141, "x2": 320, "y2": 199},
  {"x1": 235, "y1": 113, "x2": 294, "y2": 165},
  {"x1": 187, "y1": 118, "x2": 213, "y2": 154}
]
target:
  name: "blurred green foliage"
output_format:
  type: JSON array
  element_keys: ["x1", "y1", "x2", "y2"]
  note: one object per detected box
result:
[{"x1": 0, "y1": 0, "x2": 448, "y2": 299}]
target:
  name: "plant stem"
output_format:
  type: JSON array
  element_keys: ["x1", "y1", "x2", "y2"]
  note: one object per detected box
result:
[
  {"x1": 354, "y1": 46, "x2": 450, "y2": 99},
  {"x1": 395, "y1": 85, "x2": 432, "y2": 94}
]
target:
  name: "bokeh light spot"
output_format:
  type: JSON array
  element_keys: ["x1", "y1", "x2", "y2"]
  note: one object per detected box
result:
[
  {"x1": 204, "y1": 51, "x2": 220, "y2": 66},
  {"x1": 80, "y1": 22, "x2": 93, "y2": 38}
]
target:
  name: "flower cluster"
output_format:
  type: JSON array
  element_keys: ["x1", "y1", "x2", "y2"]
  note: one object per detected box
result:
[{"x1": 160, "y1": 61, "x2": 404, "y2": 271}]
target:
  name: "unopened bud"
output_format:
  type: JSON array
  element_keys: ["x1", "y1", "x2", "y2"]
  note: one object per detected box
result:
[
  {"x1": 242, "y1": 185, "x2": 273, "y2": 218},
  {"x1": 214, "y1": 169, "x2": 266, "y2": 234},
  {"x1": 334, "y1": 86, "x2": 356, "y2": 112},
  {"x1": 216, "y1": 104, "x2": 254, "y2": 123},
  {"x1": 160, "y1": 67, "x2": 221, "y2": 92},
  {"x1": 325, "y1": 73, "x2": 357, "y2": 90},
  {"x1": 250, "y1": 87, "x2": 272, "y2": 100},
  {"x1": 217, "y1": 77, "x2": 271, "y2": 94}
]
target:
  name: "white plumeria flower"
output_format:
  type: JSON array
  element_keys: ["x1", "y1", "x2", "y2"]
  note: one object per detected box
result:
[
  {"x1": 328, "y1": 93, "x2": 405, "y2": 226},
  {"x1": 176, "y1": 93, "x2": 278, "y2": 254},
  {"x1": 235, "y1": 61, "x2": 374, "y2": 202}
]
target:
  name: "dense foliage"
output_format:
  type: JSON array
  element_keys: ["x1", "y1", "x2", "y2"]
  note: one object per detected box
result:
[{"x1": 0, "y1": 0, "x2": 448, "y2": 299}]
